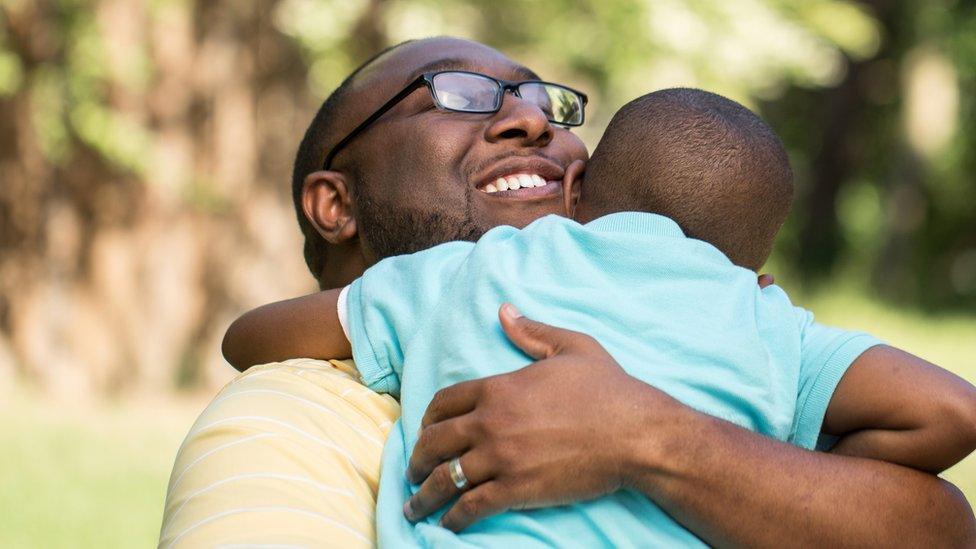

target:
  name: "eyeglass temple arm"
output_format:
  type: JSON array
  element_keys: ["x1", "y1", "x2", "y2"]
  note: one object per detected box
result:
[{"x1": 321, "y1": 76, "x2": 429, "y2": 171}]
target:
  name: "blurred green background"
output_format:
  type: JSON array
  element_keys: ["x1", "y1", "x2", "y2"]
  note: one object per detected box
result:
[{"x1": 0, "y1": 0, "x2": 974, "y2": 547}]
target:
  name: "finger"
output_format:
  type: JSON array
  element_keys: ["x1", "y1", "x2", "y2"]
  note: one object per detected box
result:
[
  {"x1": 758, "y1": 273, "x2": 775, "y2": 288},
  {"x1": 438, "y1": 481, "x2": 507, "y2": 533},
  {"x1": 408, "y1": 415, "x2": 474, "y2": 484},
  {"x1": 420, "y1": 379, "x2": 482, "y2": 429},
  {"x1": 498, "y1": 303, "x2": 576, "y2": 360},
  {"x1": 404, "y1": 453, "x2": 491, "y2": 522}
]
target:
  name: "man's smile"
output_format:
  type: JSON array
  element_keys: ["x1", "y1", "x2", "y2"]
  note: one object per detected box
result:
[
  {"x1": 480, "y1": 174, "x2": 562, "y2": 198},
  {"x1": 472, "y1": 156, "x2": 565, "y2": 199}
]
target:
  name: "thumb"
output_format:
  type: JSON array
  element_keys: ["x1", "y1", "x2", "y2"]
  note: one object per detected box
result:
[{"x1": 498, "y1": 303, "x2": 566, "y2": 360}]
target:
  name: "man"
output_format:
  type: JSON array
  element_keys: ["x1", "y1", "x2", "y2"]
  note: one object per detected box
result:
[{"x1": 160, "y1": 37, "x2": 975, "y2": 547}]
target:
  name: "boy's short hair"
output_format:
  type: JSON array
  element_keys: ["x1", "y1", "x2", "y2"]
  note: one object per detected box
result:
[{"x1": 577, "y1": 88, "x2": 794, "y2": 271}]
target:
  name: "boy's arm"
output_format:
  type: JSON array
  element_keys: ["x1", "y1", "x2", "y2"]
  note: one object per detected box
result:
[
  {"x1": 823, "y1": 344, "x2": 976, "y2": 473},
  {"x1": 222, "y1": 288, "x2": 351, "y2": 372}
]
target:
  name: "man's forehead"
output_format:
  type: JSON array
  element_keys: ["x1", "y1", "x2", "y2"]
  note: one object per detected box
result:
[
  {"x1": 405, "y1": 57, "x2": 539, "y2": 81},
  {"x1": 352, "y1": 38, "x2": 537, "y2": 95}
]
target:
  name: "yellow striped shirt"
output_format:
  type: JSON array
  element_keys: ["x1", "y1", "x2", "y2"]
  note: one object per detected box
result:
[{"x1": 159, "y1": 359, "x2": 398, "y2": 548}]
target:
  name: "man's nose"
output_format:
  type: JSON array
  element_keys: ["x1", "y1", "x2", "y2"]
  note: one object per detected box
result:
[{"x1": 484, "y1": 93, "x2": 553, "y2": 147}]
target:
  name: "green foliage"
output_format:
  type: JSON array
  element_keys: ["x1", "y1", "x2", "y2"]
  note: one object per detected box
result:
[
  {"x1": 768, "y1": 0, "x2": 976, "y2": 307},
  {"x1": 2, "y1": 1, "x2": 153, "y2": 173},
  {"x1": 0, "y1": 51, "x2": 22, "y2": 96},
  {"x1": 2, "y1": 0, "x2": 972, "y2": 305},
  {"x1": 276, "y1": 0, "x2": 882, "y2": 146},
  {"x1": 271, "y1": 0, "x2": 974, "y2": 307}
]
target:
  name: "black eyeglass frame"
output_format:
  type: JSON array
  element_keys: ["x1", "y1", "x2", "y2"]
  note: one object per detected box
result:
[{"x1": 321, "y1": 70, "x2": 588, "y2": 171}]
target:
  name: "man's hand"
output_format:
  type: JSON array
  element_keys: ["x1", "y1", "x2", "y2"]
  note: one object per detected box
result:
[{"x1": 405, "y1": 303, "x2": 679, "y2": 532}]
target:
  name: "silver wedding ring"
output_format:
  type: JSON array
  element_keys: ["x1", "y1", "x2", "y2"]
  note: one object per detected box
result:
[{"x1": 448, "y1": 457, "x2": 469, "y2": 490}]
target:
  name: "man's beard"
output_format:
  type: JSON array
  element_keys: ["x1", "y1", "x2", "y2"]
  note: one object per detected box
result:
[{"x1": 355, "y1": 184, "x2": 485, "y2": 260}]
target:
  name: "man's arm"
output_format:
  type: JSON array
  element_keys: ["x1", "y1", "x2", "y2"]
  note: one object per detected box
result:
[
  {"x1": 221, "y1": 288, "x2": 351, "y2": 371},
  {"x1": 823, "y1": 344, "x2": 976, "y2": 473},
  {"x1": 404, "y1": 305, "x2": 976, "y2": 547},
  {"x1": 624, "y1": 400, "x2": 974, "y2": 547}
]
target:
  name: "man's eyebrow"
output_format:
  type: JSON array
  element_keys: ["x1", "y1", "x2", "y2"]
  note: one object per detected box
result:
[
  {"x1": 409, "y1": 58, "x2": 541, "y2": 81},
  {"x1": 512, "y1": 65, "x2": 542, "y2": 80}
]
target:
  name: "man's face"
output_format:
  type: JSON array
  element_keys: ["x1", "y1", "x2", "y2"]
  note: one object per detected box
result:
[{"x1": 326, "y1": 38, "x2": 589, "y2": 262}]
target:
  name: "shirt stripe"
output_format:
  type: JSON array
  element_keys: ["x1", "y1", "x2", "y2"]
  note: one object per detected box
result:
[{"x1": 160, "y1": 359, "x2": 399, "y2": 548}]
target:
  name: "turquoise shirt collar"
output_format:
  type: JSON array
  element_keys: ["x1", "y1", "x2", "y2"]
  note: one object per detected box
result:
[{"x1": 584, "y1": 212, "x2": 685, "y2": 238}]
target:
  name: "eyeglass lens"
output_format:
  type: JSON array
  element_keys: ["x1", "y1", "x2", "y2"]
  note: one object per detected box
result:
[
  {"x1": 518, "y1": 82, "x2": 583, "y2": 126},
  {"x1": 431, "y1": 72, "x2": 501, "y2": 112},
  {"x1": 430, "y1": 72, "x2": 583, "y2": 125}
]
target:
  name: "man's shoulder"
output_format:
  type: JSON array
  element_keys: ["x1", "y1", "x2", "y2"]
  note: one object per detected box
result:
[
  {"x1": 221, "y1": 358, "x2": 400, "y2": 428},
  {"x1": 161, "y1": 357, "x2": 397, "y2": 548}
]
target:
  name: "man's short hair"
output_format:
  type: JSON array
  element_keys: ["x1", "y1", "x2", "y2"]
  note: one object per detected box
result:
[
  {"x1": 291, "y1": 41, "x2": 414, "y2": 282},
  {"x1": 580, "y1": 88, "x2": 794, "y2": 271}
]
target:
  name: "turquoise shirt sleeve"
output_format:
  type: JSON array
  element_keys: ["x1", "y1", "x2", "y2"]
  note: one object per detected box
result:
[
  {"x1": 790, "y1": 308, "x2": 884, "y2": 449},
  {"x1": 345, "y1": 242, "x2": 474, "y2": 399}
]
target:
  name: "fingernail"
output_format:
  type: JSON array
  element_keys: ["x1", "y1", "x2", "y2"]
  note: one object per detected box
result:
[
  {"x1": 404, "y1": 500, "x2": 416, "y2": 521},
  {"x1": 505, "y1": 303, "x2": 523, "y2": 319}
]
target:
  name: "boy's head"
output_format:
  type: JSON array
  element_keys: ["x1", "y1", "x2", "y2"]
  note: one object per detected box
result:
[{"x1": 575, "y1": 88, "x2": 794, "y2": 271}]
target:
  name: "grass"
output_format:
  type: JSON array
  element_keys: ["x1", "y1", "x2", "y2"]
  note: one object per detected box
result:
[
  {"x1": 0, "y1": 292, "x2": 973, "y2": 548},
  {"x1": 0, "y1": 390, "x2": 209, "y2": 549}
]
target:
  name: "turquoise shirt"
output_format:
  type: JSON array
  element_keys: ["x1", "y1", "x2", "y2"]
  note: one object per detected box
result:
[{"x1": 346, "y1": 213, "x2": 881, "y2": 548}]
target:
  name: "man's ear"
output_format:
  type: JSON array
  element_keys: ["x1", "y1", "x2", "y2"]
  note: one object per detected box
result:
[
  {"x1": 302, "y1": 170, "x2": 358, "y2": 244},
  {"x1": 561, "y1": 159, "x2": 585, "y2": 218}
]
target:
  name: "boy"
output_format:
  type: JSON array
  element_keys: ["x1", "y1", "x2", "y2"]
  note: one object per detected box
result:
[{"x1": 223, "y1": 88, "x2": 976, "y2": 547}]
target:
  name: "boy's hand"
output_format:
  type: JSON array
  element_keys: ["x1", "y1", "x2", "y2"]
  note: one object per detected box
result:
[{"x1": 221, "y1": 288, "x2": 351, "y2": 371}]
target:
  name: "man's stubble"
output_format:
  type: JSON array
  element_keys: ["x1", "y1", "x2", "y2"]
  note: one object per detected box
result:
[{"x1": 354, "y1": 171, "x2": 485, "y2": 261}]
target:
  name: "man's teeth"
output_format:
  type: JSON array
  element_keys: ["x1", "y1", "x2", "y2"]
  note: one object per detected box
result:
[{"x1": 484, "y1": 174, "x2": 549, "y2": 193}]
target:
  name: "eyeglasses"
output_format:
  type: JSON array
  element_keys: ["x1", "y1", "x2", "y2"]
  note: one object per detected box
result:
[{"x1": 322, "y1": 70, "x2": 588, "y2": 170}]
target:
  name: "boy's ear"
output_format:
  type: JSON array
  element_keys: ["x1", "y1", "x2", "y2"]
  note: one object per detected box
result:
[
  {"x1": 301, "y1": 170, "x2": 358, "y2": 244},
  {"x1": 561, "y1": 159, "x2": 585, "y2": 218}
]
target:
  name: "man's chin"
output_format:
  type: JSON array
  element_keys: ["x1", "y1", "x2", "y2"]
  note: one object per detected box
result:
[{"x1": 472, "y1": 190, "x2": 566, "y2": 229}]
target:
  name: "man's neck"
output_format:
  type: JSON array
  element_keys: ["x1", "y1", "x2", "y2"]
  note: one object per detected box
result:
[{"x1": 318, "y1": 243, "x2": 368, "y2": 290}]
